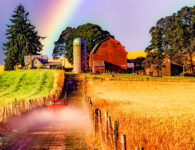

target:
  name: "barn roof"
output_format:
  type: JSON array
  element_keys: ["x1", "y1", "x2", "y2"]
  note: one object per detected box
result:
[
  {"x1": 44, "y1": 62, "x2": 62, "y2": 66},
  {"x1": 90, "y1": 37, "x2": 111, "y2": 54},
  {"x1": 90, "y1": 37, "x2": 128, "y2": 55}
]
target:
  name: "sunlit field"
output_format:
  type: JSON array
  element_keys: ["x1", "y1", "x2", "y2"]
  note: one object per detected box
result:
[
  {"x1": 0, "y1": 65, "x2": 4, "y2": 72},
  {"x1": 86, "y1": 79, "x2": 195, "y2": 149},
  {"x1": 0, "y1": 70, "x2": 62, "y2": 105}
]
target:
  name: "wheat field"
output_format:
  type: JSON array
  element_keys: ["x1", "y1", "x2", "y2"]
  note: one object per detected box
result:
[{"x1": 86, "y1": 80, "x2": 195, "y2": 150}]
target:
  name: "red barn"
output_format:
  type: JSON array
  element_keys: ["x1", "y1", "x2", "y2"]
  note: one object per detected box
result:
[{"x1": 89, "y1": 38, "x2": 127, "y2": 73}]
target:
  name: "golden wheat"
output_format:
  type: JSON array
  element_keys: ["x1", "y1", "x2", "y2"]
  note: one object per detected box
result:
[{"x1": 86, "y1": 80, "x2": 195, "y2": 150}]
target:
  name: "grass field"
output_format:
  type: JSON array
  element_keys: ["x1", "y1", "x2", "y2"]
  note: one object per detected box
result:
[
  {"x1": 86, "y1": 79, "x2": 195, "y2": 149},
  {"x1": 0, "y1": 70, "x2": 58, "y2": 105},
  {"x1": 0, "y1": 65, "x2": 4, "y2": 72}
]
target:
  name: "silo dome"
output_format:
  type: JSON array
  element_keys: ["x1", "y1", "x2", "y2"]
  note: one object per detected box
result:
[{"x1": 73, "y1": 38, "x2": 82, "y2": 45}]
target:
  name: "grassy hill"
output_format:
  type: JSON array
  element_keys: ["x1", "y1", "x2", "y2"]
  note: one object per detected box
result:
[{"x1": 0, "y1": 70, "x2": 56, "y2": 105}]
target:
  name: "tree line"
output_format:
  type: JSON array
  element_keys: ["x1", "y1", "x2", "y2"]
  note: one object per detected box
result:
[
  {"x1": 52, "y1": 23, "x2": 114, "y2": 64},
  {"x1": 145, "y1": 6, "x2": 195, "y2": 75}
]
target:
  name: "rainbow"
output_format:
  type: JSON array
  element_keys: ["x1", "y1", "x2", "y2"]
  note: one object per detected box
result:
[{"x1": 37, "y1": 0, "x2": 83, "y2": 55}]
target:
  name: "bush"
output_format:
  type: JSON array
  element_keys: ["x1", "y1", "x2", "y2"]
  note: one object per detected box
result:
[
  {"x1": 180, "y1": 72, "x2": 194, "y2": 76},
  {"x1": 56, "y1": 65, "x2": 63, "y2": 69}
]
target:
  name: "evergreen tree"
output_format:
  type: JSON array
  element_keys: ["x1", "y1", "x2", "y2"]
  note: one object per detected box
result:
[
  {"x1": 3, "y1": 4, "x2": 44, "y2": 70},
  {"x1": 53, "y1": 23, "x2": 114, "y2": 64}
]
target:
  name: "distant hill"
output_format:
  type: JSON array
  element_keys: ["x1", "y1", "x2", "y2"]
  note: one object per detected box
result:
[{"x1": 127, "y1": 51, "x2": 146, "y2": 59}]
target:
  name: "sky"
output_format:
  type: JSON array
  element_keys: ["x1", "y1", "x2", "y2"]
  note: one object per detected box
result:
[{"x1": 0, "y1": 0, "x2": 194, "y2": 65}]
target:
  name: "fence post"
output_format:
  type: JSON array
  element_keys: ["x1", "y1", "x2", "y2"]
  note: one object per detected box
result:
[
  {"x1": 108, "y1": 116, "x2": 114, "y2": 148},
  {"x1": 10, "y1": 102, "x2": 13, "y2": 115},
  {"x1": 121, "y1": 134, "x2": 127, "y2": 150},
  {"x1": 105, "y1": 112, "x2": 109, "y2": 144},
  {"x1": 94, "y1": 109, "x2": 99, "y2": 137},
  {"x1": 14, "y1": 99, "x2": 17, "y2": 115},
  {"x1": 28, "y1": 100, "x2": 31, "y2": 110},
  {"x1": 113, "y1": 121, "x2": 119, "y2": 150},
  {"x1": 17, "y1": 100, "x2": 21, "y2": 115},
  {"x1": 3, "y1": 105, "x2": 7, "y2": 123},
  {"x1": 43, "y1": 97, "x2": 46, "y2": 105},
  {"x1": 98, "y1": 109, "x2": 104, "y2": 149},
  {"x1": 135, "y1": 147, "x2": 144, "y2": 150}
]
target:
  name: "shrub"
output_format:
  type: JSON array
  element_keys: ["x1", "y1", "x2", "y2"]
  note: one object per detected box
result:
[{"x1": 56, "y1": 65, "x2": 63, "y2": 69}]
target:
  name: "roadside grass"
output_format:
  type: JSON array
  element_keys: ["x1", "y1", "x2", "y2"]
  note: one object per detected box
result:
[
  {"x1": 0, "y1": 70, "x2": 55, "y2": 105},
  {"x1": 84, "y1": 73, "x2": 195, "y2": 82},
  {"x1": 86, "y1": 80, "x2": 195, "y2": 149}
]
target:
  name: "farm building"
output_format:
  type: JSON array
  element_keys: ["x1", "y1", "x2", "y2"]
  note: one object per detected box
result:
[
  {"x1": 24, "y1": 55, "x2": 62, "y2": 69},
  {"x1": 89, "y1": 38, "x2": 127, "y2": 73},
  {"x1": 49, "y1": 57, "x2": 73, "y2": 71},
  {"x1": 127, "y1": 51, "x2": 184, "y2": 76},
  {"x1": 145, "y1": 58, "x2": 183, "y2": 76},
  {"x1": 24, "y1": 55, "x2": 73, "y2": 70}
]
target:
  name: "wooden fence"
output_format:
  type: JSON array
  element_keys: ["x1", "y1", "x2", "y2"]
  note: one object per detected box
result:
[
  {"x1": 83, "y1": 76, "x2": 144, "y2": 150},
  {"x1": 0, "y1": 71, "x2": 65, "y2": 125},
  {"x1": 0, "y1": 90, "x2": 63, "y2": 125}
]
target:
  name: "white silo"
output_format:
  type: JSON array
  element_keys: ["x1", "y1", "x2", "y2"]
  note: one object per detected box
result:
[{"x1": 73, "y1": 38, "x2": 87, "y2": 73}]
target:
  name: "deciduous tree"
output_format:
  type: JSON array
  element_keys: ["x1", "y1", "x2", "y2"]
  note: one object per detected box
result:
[{"x1": 53, "y1": 23, "x2": 114, "y2": 64}]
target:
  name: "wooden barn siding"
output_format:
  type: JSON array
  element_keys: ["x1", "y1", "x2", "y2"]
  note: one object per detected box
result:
[
  {"x1": 93, "y1": 66, "x2": 105, "y2": 73},
  {"x1": 89, "y1": 39, "x2": 127, "y2": 70},
  {"x1": 145, "y1": 58, "x2": 183, "y2": 76}
]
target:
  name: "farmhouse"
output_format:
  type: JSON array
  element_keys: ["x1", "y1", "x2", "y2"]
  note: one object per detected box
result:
[
  {"x1": 24, "y1": 55, "x2": 73, "y2": 69},
  {"x1": 89, "y1": 38, "x2": 127, "y2": 73}
]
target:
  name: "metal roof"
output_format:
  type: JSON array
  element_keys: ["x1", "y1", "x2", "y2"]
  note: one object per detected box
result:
[
  {"x1": 90, "y1": 37, "x2": 111, "y2": 54},
  {"x1": 43, "y1": 62, "x2": 62, "y2": 66}
]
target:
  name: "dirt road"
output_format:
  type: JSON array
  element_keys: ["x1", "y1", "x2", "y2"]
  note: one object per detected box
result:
[{"x1": 0, "y1": 74, "x2": 91, "y2": 150}]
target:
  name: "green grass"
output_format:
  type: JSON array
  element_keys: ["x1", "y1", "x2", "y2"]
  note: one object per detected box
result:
[
  {"x1": 84, "y1": 73, "x2": 195, "y2": 82},
  {"x1": 0, "y1": 70, "x2": 54, "y2": 105}
]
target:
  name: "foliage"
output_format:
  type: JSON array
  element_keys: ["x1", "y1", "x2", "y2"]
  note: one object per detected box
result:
[
  {"x1": 145, "y1": 18, "x2": 166, "y2": 76},
  {"x1": 0, "y1": 70, "x2": 54, "y2": 105},
  {"x1": 3, "y1": 5, "x2": 44, "y2": 70},
  {"x1": 53, "y1": 23, "x2": 114, "y2": 64},
  {"x1": 56, "y1": 65, "x2": 63, "y2": 69},
  {"x1": 145, "y1": 6, "x2": 195, "y2": 75},
  {"x1": 180, "y1": 72, "x2": 194, "y2": 76},
  {"x1": 134, "y1": 57, "x2": 146, "y2": 71}
]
